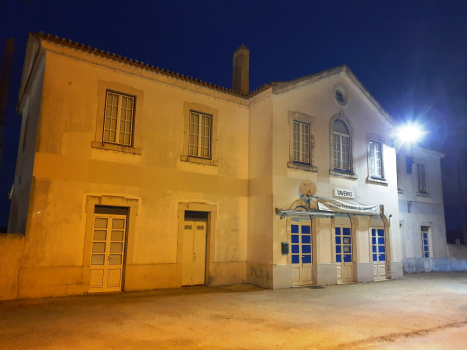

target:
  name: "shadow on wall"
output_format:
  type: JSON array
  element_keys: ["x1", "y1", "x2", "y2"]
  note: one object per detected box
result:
[{"x1": 403, "y1": 244, "x2": 467, "y2": 273}]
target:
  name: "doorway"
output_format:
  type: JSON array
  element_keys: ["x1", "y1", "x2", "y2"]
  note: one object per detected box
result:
[
  {"x1": 89, "y1": 206, "x2": 128, "y2": 293},
  {"x1": 335, "y1": 226, "x2": 353, "y2": 283},
  {"x1": 290, "y1": 222, "x2": 313, "y2": 286},
  {"x1": 421, "y1": 226, "x2": 431, "y2": 272},
  {"x1": 182, "y1": 211, "x2": 208, "y2": 286},
  {"x1": 372, "y1": 228, "x2": 387, "y2": 280}
]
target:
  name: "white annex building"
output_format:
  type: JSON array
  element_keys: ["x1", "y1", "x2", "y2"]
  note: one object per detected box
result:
[{"x1": 0, "y1": 32, "x2": 462, "y2": 300}]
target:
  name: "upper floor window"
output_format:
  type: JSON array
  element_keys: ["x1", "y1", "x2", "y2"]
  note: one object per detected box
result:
[
  {"x1": 189, "y1": 111, "x2": 212, "y2": 159},
  {"x1": 418, "y1": 164, "x2": 426, "y2": 193},
  {"x1": 293, "y1": 121, "x2": 309, "y2": 163},
  {"x1": 104, "y1": 91, "x2": 134, "y2": 146},
  {"x1": 333, "y1": 120, "x2": 350, "y2": 171},
  {"x1": 369, "y1": 141, "x2": 382, "y2": 177},
  {"x1": 287, "y1": 111, "x2": 317, "y2": 172}
]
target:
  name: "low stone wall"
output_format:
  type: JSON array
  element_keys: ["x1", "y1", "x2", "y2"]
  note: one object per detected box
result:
[
  {"x1": 403, "y1": 244, "x2": 467, "y2": 273},
  {"x1": 0, "y1": 234, "x2": 24, "y2": 300}
]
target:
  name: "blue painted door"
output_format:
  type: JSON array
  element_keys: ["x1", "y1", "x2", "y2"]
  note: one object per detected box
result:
[
  {"x1": 421, "y1": 227, "x2": 431, "y2": 272},
  {"x1": 372, "y1": 228, "x2": 387, "y2": 279},
  {"x1": 290, "y1": 223, "x2": 313, "y2": 285},
  {"x1": 335, "y1": 227, "x2": 353, "y2": 282}
]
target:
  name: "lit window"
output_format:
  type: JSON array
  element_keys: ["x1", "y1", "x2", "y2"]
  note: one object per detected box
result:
[
  {"x1": 293, "y1": 121, "x2": 310, "y2": 163},
  {"x1": 189, "y1": 111, "x2": 211, "y2": 159},
  {"x1": 418, "y1": 164, "x2": 426, "y2": 193},
  {"x1": 369, "y1": 141, "x2": 382, "y2": 177},
  {"x1": 333, "y1": 120, "x2": 350, "y2": 171},
  {"x1": 103, "y1": 91, "x2": 134, "y2": 146}
]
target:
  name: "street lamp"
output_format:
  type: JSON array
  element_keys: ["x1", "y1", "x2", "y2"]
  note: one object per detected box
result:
[{"x1": 395, "y1": 124, "x2": 424, "y2": 143}]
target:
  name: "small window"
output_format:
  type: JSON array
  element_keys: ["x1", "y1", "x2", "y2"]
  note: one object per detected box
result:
[
  {"x1": 293, "y1": 121, "x2": 310, "y2": 163},
  {"x1": 333, "y1": 120, "x2": 350, "y2": 171},
  {"x1": 418, "y1": 164, "x2": 426, "y2": 193},
  {"x1": 369, "y1": 141, "x2": 382, "y2": 177},
  {"x1": 103, "y1": 91, "x2": 134, "y2": 146},
  {"x1": 189, "y1": 111, "x2": 211, "y2": 159}
]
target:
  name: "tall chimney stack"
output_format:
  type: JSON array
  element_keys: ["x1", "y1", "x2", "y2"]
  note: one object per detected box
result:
[{"x1": 232, "y1": 44, "x2": 249, "y2": 95}]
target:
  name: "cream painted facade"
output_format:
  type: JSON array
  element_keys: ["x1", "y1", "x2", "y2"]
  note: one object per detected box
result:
[{"x1": 4, "y1": 32, "x2": 451, "y2": 300}]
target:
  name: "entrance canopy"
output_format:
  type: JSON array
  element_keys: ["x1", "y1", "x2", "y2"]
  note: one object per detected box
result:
[{"x1": 275, "y1": 208, "x2": 335, "y2": 219}]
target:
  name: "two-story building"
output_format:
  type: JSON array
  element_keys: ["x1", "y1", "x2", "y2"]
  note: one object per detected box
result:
[{"x1": 2, "y1": 32, "x2": 449, "y2": 300}]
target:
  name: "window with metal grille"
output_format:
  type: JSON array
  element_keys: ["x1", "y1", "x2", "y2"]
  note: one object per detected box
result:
[
  {"x1": 369, "y1": 141, "x2": 382, "y2": 177},
  {"x1": 333, "y1": 120, "x2": 350, "y2": 171},
  {"x1": 293, "y1": 121, "x2": 310, "y2": 163},
  {"x1": 103, "y1": 91, "x2": 134, "y2": 146},
  {"x1": 189, "y1": 111, "x2": 211, "y2": 159},
  {"x1": 418, "y1": 164, "x2": 426, "y2": 193}
]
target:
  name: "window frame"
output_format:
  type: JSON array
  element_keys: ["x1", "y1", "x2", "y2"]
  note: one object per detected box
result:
[
  {"x1": 92, "y1": 81, "x2": 143, "y2": 155},
  {"x1": 333, "y1": 130, "x2": 350, "y2": 171},
  {"x1": 329, "y1": 115, "x2": 356, "y2": 179},
  {"x1": 188, "y1": 110, "x2": 212, "y2": 159},
  {"x1": 181, "y1": 102, "x2": 218, "y2": 166},
  {"x1": 287, "y1": 111, "x2": 317, "y2": 172},
  {"x1": 365, "y1": 133, "x2": 388, "y2": 186},
  {"x1": 368, "y1": 140, "x2": 383, "y2": 178},
  {"x1": 103, "y1": 91, "x2": 135, "y2": 147},
  {"x1": 417, "y1": 164, "x2": 427, "y2": 193}
]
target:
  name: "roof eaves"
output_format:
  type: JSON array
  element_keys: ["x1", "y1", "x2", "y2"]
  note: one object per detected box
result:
[{"x1": 32, "y1": 32, "x2": 250, "y2": 99}]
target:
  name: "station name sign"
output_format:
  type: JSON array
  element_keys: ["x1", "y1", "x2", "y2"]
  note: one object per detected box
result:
[{"x1": 334, "y1": 188, "x2": 354, "y2": 199}]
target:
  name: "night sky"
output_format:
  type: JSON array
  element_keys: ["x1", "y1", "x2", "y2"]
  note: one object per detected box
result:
[{"x1": 0, "y1": 1, "x2": 466, "y2": 234}]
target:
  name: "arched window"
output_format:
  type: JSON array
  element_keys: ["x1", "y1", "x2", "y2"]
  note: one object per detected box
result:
[{"x1": 333, "y1": 120, "x2": 350, "y2": 171}]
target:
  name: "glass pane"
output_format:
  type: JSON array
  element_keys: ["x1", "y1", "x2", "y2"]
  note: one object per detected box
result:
[
  {"x1": 378, "y1": 237, "x2": 385, "y2": 245},
  {"x1": 373, "y1": 254, "x2": 377, "y2": 262},
  {"x1": 423, "y1": 239, "x2": 428, "y2": 245},
  {"x1": 372, "y1": 237, "x2": 376, "y2": 245},
  {"x1": 372, "y1": 246, "x2": 376, "y2": 253},
  {"x1": 292, "y1": 245, "x2": 299, "y2": 253},
  {"x1": 343, "y1": 237, "x2": 351, "y2": 244},
  {"x1": 92, "y1": 242, "x2": 106, "y2": 253},
  {"x1": 344, "y1": 254, "x2": 352, "y2": 262},
  {"x1": 379, "y1": 246, "x2": 385, "y2": 253},
  {"x1": 333, "y1": 120, "x2": 349, "y2": 134},
  {"x1": 379, "y1": 254, "x2": 385, "y2": 261},
  {"x1": 93, "y1": 230, "x2": 106, "y2": 241},
  {"x1": 335, "y1": 227, "x2": 341, "y2": 235},
  {"x1": 336, "y1": 246, "x2": 341, "y2": 253},
  {"x1": 336, "y1": 255, "x2": 342, "y2": 263},
  {"x1": 343, "y1": 245, "x2": 351, "y2": 253},
  {"x1": 111, "y1": 230, "x2": 124, "y2": 241},
  {"x1": 424, "y1": 246, "x2": 429, "y2": 252},
  {"x1": 109, "y1": 254, "x2": 122, "y2": 265},
  {"x1": 335, "y1": 236, "x2": 341, "y2": 244},
  {"x1": 302, "y1": 245, "x2": 311, "y2": 254},
  {"x1": 291, "y1": 225, "x2": 299, "y2": 233},
  {"x1": 110, "y1": 242, "x2": 123, "y2": 253},
  {"x1": 378, "y1": 230, "x2": 384, "y2": 236},
  {"x1": 423, "y1": 233, "x2": 428, "y2": 239},
  {"x1": 302, "y1": 255, "x2": 311, "y2": 264},
  {"x1": 94, "y1": 218, "x2": 108, "y2": 228},
  {"x1": 301, "y1": 225, "x2": 311, "y2": 234},
  {"x1": 372, "y1": 229, "x2": 376, "y2": 237},
  {"x1": 424, "y1": 252, "x2": 429, "y2": 258},
  {"x1": 91, "y1": 254, "x2": 105, "y2": 265},
  {"x1": 112, "y1": 219, "x2": 125, "y2": 229},
  {"x1": 291, "y1": 234, "x2": 299, "y2": 243},
  {"x1": 343, "y1": 228, "x2": 351, "y2": 235},
  {"x1": 302, "y1": 235, "x2": 311, "y2": 244},
  {"x1": 292, "y1": 255, "x2": 299, "y2": 264}
]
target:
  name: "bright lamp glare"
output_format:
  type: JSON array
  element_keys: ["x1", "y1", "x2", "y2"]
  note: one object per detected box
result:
[{"x1": 397, "y1": 125, "x2": 423, "y2": 143}]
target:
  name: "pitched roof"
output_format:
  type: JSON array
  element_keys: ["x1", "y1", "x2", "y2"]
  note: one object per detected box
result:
[{"x1": 31, "y1": 32, "x2": 270, "y2": 98}]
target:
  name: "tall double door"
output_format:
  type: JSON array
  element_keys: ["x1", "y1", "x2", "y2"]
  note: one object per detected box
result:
[
  {"x1": 290, "y1": 223, "x2": 313, "y2": 286},
  {"x1": 182, "y1": 221, "x2": 207, "y2": 286},
  {"x1": 335, "y1": 226, "x2": 353, "y2": 283},
  {"x1": 372, "y1": 228, "x2": 387, "y2": 279},
  {"x1": 89, "y1": 214, "x2": 127, "y2": 293}
]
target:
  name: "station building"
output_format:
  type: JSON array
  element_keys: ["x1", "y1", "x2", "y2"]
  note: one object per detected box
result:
[{"x1": 0, "y1": 32, "x2": 451, "y2": 300}]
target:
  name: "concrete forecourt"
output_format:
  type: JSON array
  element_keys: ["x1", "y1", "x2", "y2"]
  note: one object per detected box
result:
[{"x1": 1, "y1": 272, "x2": 466, "y2": 349}]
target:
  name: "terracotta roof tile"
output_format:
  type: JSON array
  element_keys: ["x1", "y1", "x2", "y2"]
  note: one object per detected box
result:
[{"x1": 32, "y1": 32, "x2": 271, "y2": 99}]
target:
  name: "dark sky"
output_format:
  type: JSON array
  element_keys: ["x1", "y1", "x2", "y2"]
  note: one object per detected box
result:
[{"x1": 0, "y1": 0, "x2": 466, "y2": 231}]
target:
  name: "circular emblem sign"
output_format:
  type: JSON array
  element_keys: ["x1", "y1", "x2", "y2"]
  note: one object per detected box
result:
[{"x1": 299, "y1": 180, "x2": 317, "y2": 198}]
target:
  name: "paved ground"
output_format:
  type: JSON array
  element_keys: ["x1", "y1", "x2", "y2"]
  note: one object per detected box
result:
[{"x1": 0, "y1": 272, "x2": 466, "y2": 350}]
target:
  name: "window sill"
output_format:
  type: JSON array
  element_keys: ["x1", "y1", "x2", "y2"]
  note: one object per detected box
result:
[
  {"x1": 329, "y1": 169, "x2": 357, "y2": 179},
  {"x1": 287, "y1": 162, "x2": 318, "y2": 172},
  {"x1": 91, "y1": 141, "x2": 142, "y2": 155},
  {"x1": 180, "y1": 155, "x2": 219, "y2": 167},
  {"x1": 366, "y1": 176, "x2": 388, "y2": 186},
  {"x1": 416, "y1": 192, "x2": 431, "y2": 198}
]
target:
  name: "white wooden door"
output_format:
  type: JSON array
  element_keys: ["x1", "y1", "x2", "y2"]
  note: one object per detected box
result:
[
  {"x1": 422, "y1": 227, "x2": 431, "y2": 272},
  {"x1": 290, "y1": 223, "x2": 313, "y2": 286},
  {"x1": 372, "y1": 228, "x2": 387, "y2": 279},
  {"x1": 335, "y1": 226, "x2": 353, "y2": 283},
  {"x1": 89, "y1": 214, "x2": 126, "y2": 293},
  {"x1": 182, "y1": 221, "x2": 207, "y2": 286}
]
